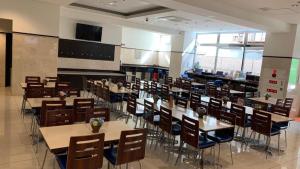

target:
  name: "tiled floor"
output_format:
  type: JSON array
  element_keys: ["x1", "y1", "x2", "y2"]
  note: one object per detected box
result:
[{"x1": 1, "y1": 87, "x2": 300, "y2": 169}]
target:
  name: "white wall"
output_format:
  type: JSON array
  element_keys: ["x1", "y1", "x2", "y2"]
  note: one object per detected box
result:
[
  {"x1": 181, "y1": 32, "x2": 197, "y2": 74},
  {"x1": 0, "y1": 0, "x2": 60, "y2": 36}
]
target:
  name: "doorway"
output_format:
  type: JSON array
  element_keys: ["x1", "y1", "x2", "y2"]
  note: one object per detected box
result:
[{"x1": 0, "y1": 18, "x2": 12, "y2": 87}]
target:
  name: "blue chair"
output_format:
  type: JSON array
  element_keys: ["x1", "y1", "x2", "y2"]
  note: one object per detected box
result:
[
  {"x1": 176, "y1": 115, "x2": 216, "y2": 167},
  {"x1": 56, "y1": 133, "x2": 105, "y2": 169},
  {"x1": 207, "y1": 112, "x2": 236, "y2": 164}
]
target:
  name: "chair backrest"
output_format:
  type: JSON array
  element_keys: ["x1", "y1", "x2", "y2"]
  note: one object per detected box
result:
[
  {"x1": 55, "y1": 82, "x2": 71, "y2": 95},
  {"x1": 74, "y1": 98, "x2": 94, "y2": 122},
  {"x1": 102, "y1": 86, "x2": 110, "y2": 102},
  {"x1": 68, "y1": 89, "x2": 80, "y2": 97},
  {"x1": 220, "y1": 88, "x2": 230, "y2": 98},
  {"x1": 143, "y1": 82, "x2": 149, "y2": 91},
  {"x1": 132, "y1": 84, "x2": 140, "y2": 97},
  {"x1": 46, "y1": 76, "x2": 58, "y2": 82},
  {"x1": 272, "y1": 105, "x2": 290, "y2": 117},
  {"x1": 175, "y1": 97, "x2": 188, "y2": 108},
  {"x1": 276, "y1": 99, "x2": 284, "y2": 106},
  {"x1": 181, "y1": 115, "x2": 199, "y2": 148},
  {"x1": 251, "y1": 110, "x2": 271, "y2": 136},
  {"x1": 151, "y1": 82, "x2": 157, "y2": 95},
  {"x1": 44, "y1": 109, "x2": 73, "y2": 126},
  {"x1": 159, "y1": 106, "x2": 172, "y2": 133},
  {"x1": 26, "y1": 83, "x2": 44, "y2": 98},
  {"x1": 116, "y1": 129, "x2": 147, "y2": 165},
  {"x1": 207, "y1": 84, "x2": 217, "y2": 97},
  {"x1": 126, "y1": 95, "x2": 137, "y2": 116},
  {"x1": 190, "y1": 93, "x2": 201, "y2": 111},
  {"x1": 40, "y1": 100, "x2": 66, "y2": 126},
  {"x1": 86, "y1": 107, "x2": 110, "y2": 122},
  {"x1": 25, "y1": 76, "x2": 40, "y2": 83},
  {"x1": 230, "y1": 103, "x2": 246, "y2": 127},
  {"x1": 67, "y1": 134, "x2": 105, "y2": 169},
  {"x1": 95, "y1": 83, "x2": 103, "y2": 98},
  {"x1": 125, "y1": 82, "x2": 131, "y2": 89},
  {"x1": 144, "y1": 99, "x2": 155, "y2": 123},
  {"x1": 216, "y1": 112, "x2": 236, "y2": 139},
  {"x1": 166, "y1": 77, "x2": 173, "y2": 84},
  {"x1": 161, "y1": 84, "x2": 170, "y2": 101},
  {"x1": 208, "y1": 98, "x2": 222, "y2": 119},
  {"x1": 284, "y1": 98, "x2": 294, "y2": 110},
  {"x1": 135, "y1": 78, "x2": 141, "y2": 86},
  {"x1": 182, "y1": 81, "x2": 192, "y2": 91}
]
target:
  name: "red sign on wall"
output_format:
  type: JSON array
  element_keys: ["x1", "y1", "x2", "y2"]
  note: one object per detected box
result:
[
  {"x1": 269, "y1": 80, "x2": 278, "y2": 84},
  {"x1": 267, "y1": 88, "x2": 277, "y2": 93}
]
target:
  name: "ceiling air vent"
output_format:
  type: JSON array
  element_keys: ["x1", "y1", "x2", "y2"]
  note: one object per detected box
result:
[{"x1": 158, "y1": 16, "x2": 190, "y2": 22}]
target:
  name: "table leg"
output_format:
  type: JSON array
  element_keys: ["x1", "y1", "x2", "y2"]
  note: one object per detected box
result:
[{"x1": 40, "y1": 149, "x2": 48, "y2": 169}]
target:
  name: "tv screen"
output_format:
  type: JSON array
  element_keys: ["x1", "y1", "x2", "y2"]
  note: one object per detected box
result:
[{"x1": 76, "y1": 23, "x2": 102, "y2": 42}]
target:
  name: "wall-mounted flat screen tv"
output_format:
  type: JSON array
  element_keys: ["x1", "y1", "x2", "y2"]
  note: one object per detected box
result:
[{"x1": 76, "y1": 23, "x2": 102, "y2": 42}]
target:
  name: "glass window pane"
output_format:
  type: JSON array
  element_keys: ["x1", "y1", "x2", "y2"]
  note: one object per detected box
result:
[
  {"x1": 216, "y1": 47, "x2": 244, "y2": 73},
  {"x1": 288, "y1": 58, "x2": 299, "y2": 89},
  {"x1": 243, "y1": 47, "x2": 263, "y2": 75},
  {"x1": 197, "y1": 34, "x2": 218, "y2": 44},
  {"x1": 219, "y1": 33, "x2": 244, "y2": 44},
  {"x1": 194, "y1": 46, "x2": 217, "y2": 71},
  {"x1": 247, "y1": 32, "x2": 266, "y2": 43}
]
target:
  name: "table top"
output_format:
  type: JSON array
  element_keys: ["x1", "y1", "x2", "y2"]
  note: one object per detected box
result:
[
  {"x1": 27, "y1": 97, "x2": 84, "y2": 108},
  {"x1": 248, "y1": 97, "x2": 278, "y2": 105},
  {"x1": 191, "y1": 82, "x2": 205, "y2": 87},
  {"x1": 40, "y1": 121, "x2": 133, "y2": 152},
  {"x1": 216, "y1": 87, "x2": 245, "y2": 95},
  {"x1": 20, "y1": 82, "x2": 56, "y2": 89},
  {"x1": 170, "y1": 87, "x2": 189, "y2": 93},
  {"x1": 136, "y1": 98, "x2": 233, "y2": 132}
]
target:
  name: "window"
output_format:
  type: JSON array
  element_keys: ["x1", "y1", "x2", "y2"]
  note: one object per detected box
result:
[
  {"x1": 216, "y1": 47, "x2": 244, "y2": 72},
  {"x1": 219, "y1": 33, "x2": 245, "y2": 44},
  {"x1": 243, "y1": 47, "x2": 263, "y2": 75},
  {"x1": 194, "y1": 32, "x2": 265, "y2": 76},
  {"x1": 288, "y1": 58, "x2": 300, "y2": 90},
  {"x1": 194, "y1": 46, "x2": 217, "y2": 71},
  {"x1": 197, "y1": 34, "x2": 218, "y2": 44}
]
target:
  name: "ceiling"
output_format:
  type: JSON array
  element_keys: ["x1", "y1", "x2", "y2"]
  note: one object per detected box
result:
[
  {"x1": 128, "y1": 10, "x2": 258, "y2": 33},
  {"x1": 72, "y1": 0, "x2": 167, "y2": 15},
  {"x1": 216, "y1": 0, "x2": 300, "y2": 24}
]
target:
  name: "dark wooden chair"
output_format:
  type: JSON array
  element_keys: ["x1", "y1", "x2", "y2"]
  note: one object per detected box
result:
[
  {"x1": 85, "y1": 107, "x2": 110, "y2": 122},
  {"x1": 219, "y1": 87, "x2": 230, "y2": 98},
  {"x1": 25, "y1": 76, "x2": 40, "y2": 83},
  {"x1": 55, "y1": 82, "x2": 71, "y2": 96},
  {"x1": 283, "y1": 98, "x2": 294, "y2": 110},
  {"x1": 167, "y1": 77, "x2": 173, "y2": 85},
  {"x1": 132, "y1": 84, "x2": 140, "y2": 98},
  {"x1": 190, "y1": 93, "x2": 201, "y2": 111},
  {"x1": 207, "y1": 84, "x2": 217, "y2": 97},
  {"x1": 68, "y1": 89, "x2": 80, "y2": 97},
  {"x1": 230, "y1": 104, "x2": 250, "y2": 141},
  {"x1": 176, "y1": 115, "x2": 216, "y2": 165},
  {"x1": 143, "y1": 81, "x2": 149, "y2": 97},
  {"x1": 125, "y1": 82, "x2": 131, "y2": 90},
  {"x1": 157, "y1": 106, "x2": 181, "y2": 160},
  {"x1": 104, "y1": 129, "x2": 147, "y2": 168},
  {"x1": 73, "y1": 98, "x2": 94, "y2": 122},
  {"x1": 125, "y1": 95, "x2": 143, "y2": 128},
  {"x1": 150, "y1": 82, "x2": 158, "y2": 96},
  {"x1": 44, "y1": 109, "x2": 73, "y2": 126},
  {"x1": 56, "y1": 133, "x2": 105, "y2": 169},
  {"x1": 208, "y1": 98, "x2": 222, "y2": 119},
  {"x1": 161, "y1": 84, "x2": 170, "y2": 102},
  {"x1": 46, "y1": 76, "x2": 58, "y2": 82},
  {"x1": 207, "y1": 112, "x2": 236, "y2": 164},
  {"x1": 40, "y1": 100, "x2": 66, "y2": 127},
  {"x1": 26, "y1": 83, "x2": 44, "y2": 98},
  {"x1": 272, "y1": 105, "x2": 290, "y2": 147},
  {"x1": 248, "y1": 110, "x2": 281, "y2": 157},
  {"x1": 135, "y1": 78, "x2": 141, "y2": 86},
  {"x1": 175, "y1": 97, "x2": 188, "y2": 108}
]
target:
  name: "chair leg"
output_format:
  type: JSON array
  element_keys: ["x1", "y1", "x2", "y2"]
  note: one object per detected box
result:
[
  {"x1": 236, "y1": 126, "x2": 240, "y2": 137},
  {"x1": 40, "y1": 149, "x2": 48, "y2": 169},
  {"x1": 284, "y1": 130, "x2": 287, "y2": 148},
  {"x1": 265, "y1": 137, "x2": 271, "y2": 159},
  {"x1": 175, "y1": 141, "x2": 183, "y2": 165},
  {"x1": 230, "y1": 143, "x2": 233, "y2": 164},
  {"x1": 278, "y1": 134, "x2": 280, "y2": 155},
  {"x1": 218, "y1": 144, "x2": 221, "y2": 163}
]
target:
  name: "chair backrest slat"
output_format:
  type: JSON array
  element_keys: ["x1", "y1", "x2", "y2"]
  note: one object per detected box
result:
[
  {"x1": 159, "y1": 106, "x2": 172, "y2": 133},
  {"x1": 181, "y1": 115, "x2": 199, "y2": 148},
  {"x1": 74, "y1": 98, "x2": 94, "y2": 122},
  {"x1": 208, "y1": 98, "x2": 222, "y2": 119},
  {"x1": 85, "y1": 107, "x2": 110, "y2": 122}
]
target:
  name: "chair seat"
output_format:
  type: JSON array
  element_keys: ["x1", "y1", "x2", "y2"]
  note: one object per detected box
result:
[
  {"x1": 207, "y1": 132, "x2": 233, "y2": 143},
  {"x1": 171, "y1": 124, "x2": 181, "y2": 135},
  {"x1": 273, "y1": 122, "x2": 289, "y2": 130},
  {"x1": 104, "y1": 147, "x2": 117, "y2": 165},
  {"x1": 55, "y1": 154, "x2": 67, "y2": 169},
  {"x1": 199, "y1": 136, "x2": 216, "y2": 149},
  {"x1": 271, "y1": 126, "x2": 281, "y2": 136},
  {"x1": 135, "y1": 110, "x2": 144, "y2": 117}
]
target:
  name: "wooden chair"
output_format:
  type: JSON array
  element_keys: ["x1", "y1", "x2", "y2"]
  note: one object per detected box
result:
[
  {"x1": 132, "y1": 84, "x2": 140, "y2": 98},
  {"x1": 85, "y1": 107, "x2": 110, "y2": 122},
  {"x1": 167, "y1": 77, "x2": 173, "y2": 85},
  {"x1": 157, "y1": 106, "x2": 181, "y2": 160},
  {"x1": 208, "y1": 98, "x2": 222, "y2": 119},
  {"x1": 73, "y1": 98, "x2": 94, "y2": 122},
  {"x1": 55, "y1": 82, "x2": 71, "y2": 96},
  {"x1": 104, "y1": 129, "x2": 147, "y2": 169},
  {"x1": 175, "y1": 97, "x2": 188, "y2": 108},
  {"x1": 283, "y1": 98, "x2": 294, "y2": 110},
  {"x1": 46, "y1": 76, "x2": 58, "y2": 82},
  {"x1": 190, "y1": 93, "x2": 201, "y2": 111},
  {"x1": 230, "y1": 104, "x2": 250, "y2": 141},
  {"x1": 68, "y1": 89, "x2": 80, "y2": 97},
  {"x1": 176, "y1": 115, "x2": 216, "y2": 166},
  {"x1": 56, "y1": 134, "x2": 105, "y2": 169},
  {"x1": 26, "y1": 83, "x2": 45, "y2": 98},
  {"x1": 125, "y1": 82, "x2": 131, "y2": 90},
  {"x1": 161, "y1": 84, "x2": 170, "y2": 102},
  {"x1": 272, "y1": 105, "x2": 290, "y2": 147},
  {"x1": 125, "y1": 95, "x2": 143, "y2": 128},
  {"x1": 219, "y1": 87, "x2": 230, "y2": 98},
  {"x1": 40, "y1": 101, "x2": 66, "y2": 127},
  {"x1": 150, "y1": 82, "x2": 158, "y2": 96},
  {"x1": 25, "y1": 76, "x2": 40, "y2": 83},
  {"x1": 207, "y1": 84, "x2": 217, "y2": 97},
  {"x1": 143, "y1": 81, "x2": 149, "y2": 97},
  {"x1": 44, "y1": 109, "x2": 73, "y2": 127},
  {"x1": 207, "y1": 112, "x2": 235, "y2": 164},
  {"x1": 135, "y1": 78, "x2": 141, "y2": 86},
  {"x1": 248, "y1": 110, "x2": 281, "y2": 157}
]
